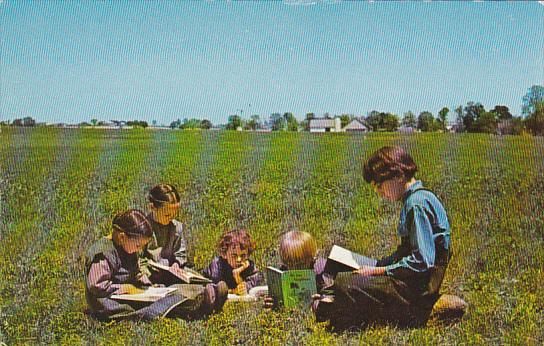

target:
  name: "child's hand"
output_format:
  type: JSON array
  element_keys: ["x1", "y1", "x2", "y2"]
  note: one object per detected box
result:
[
  {"x1": 233, "y1": 260, "x2": 250, "y2": 274},
  {"x1": 170, "y1": 262, "x2": 184, "y2": 276},
  {"x1": 312, "y1": 293, "x2": 334, "y2": 304},
  {"x1": 354, "y1": 265, "x2": 385, "y2": 277},
  {"x1": 232, "y1": 260, "x2": 250, "y2": 284}
]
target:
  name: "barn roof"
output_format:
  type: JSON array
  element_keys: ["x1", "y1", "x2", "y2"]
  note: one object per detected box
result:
[{"x1": 309, "y1": 119, "x2": 336, "y2": 129}]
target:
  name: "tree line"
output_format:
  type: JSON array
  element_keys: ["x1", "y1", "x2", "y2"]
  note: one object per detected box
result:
[{"x1": 2, "y1": 86, "x2": 542, "y2": 136}]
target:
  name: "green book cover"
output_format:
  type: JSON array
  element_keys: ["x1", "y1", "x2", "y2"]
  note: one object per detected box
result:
[{"x1": 266, "y1": 267, "x2": 317, "y2": 308}]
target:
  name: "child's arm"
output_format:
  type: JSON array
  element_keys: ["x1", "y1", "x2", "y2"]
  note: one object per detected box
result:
[
  {"x1": 172, "y1": 222, "x2": 188, "y2": 267},
  {"x1": 87, "y1": 258, "x2": 126, "y2": 297},
  {"x1": 202, "y1": 257, "x2": 223, "y2": 284},
  {"x1": 382, "y1": 206, "x2": 437, "y2": 279},
  {"x1": 376, "y1": 238, "x2": 410, "y2": 267}
]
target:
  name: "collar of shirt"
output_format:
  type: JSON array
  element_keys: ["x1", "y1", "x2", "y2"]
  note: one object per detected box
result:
[{"x1": 402, "y1": 180, "x2": 423, "y2": 202}]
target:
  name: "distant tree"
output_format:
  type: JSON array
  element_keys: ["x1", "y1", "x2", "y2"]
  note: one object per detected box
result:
[
  {"x1": 402, "y1": 111, "x2": 417, "y2": 128},
  {"x1": 12, "y1": 118, "x2": 23, "y2": 127},
  {"x1": 152, "y1": 120, "x2": 158, "y2": 127},
  {"x1": 463, "y1": 102, "x2": 486, "y2": 132},
  {"x1": 226, "y1": 115, "x2": 243, "y2": 130},
  {"x1": 200, "y1": 119, "x2": 212, "y2": 130},
  {"x1": 454, "y1": 106, "x2": 465, "y2": 132},
  {"x1": 180, "y1": 118, "x2": 202, "y2": 129},
  {"x1": 245, "y1": 114, "x2": 261, "y2": 131},
  {"x1": 522, "y1": 85, "x2": 544, "y2": 116},
  {"x1": 438, "y1": 107, "x2": 449, "y2": 131},
  {"x1": 525, "y1": 101, "x2": 544, "y2": 135},
  {"x1": 323, "y1": 112, "x2": 332, "y2": 119},
  {"x1": 283, "y1": 112, "x2": 298, "y2": 131},
  {"x1": 339, "y1": 114, "x2": 352, "y2": 128},
  {"x1": 474, "y1": 111, "x2": 498, "y2": 134},
  {"x1": 269, "y1": 113, "x2": 285, "y2": 131},
  {"x1": 417, "y1": 111, "x2": 436, "y2": 132},
  {"x1": 90, "y1": 118, "x2": 98, "y2": 126},
  {"x1": 491, "y1": 105, "x2": 512, "y2": 120},
  {"x1": 170, "y1": 119, "x2": 182, "y2": 129},
  {"x1": 365, "y1": 111, "x2": 398, "y2": 131},
  {"x1": 127, "y1": 120, "x2": 148, "y2": 128},
  {"x1": 382, "y1": 113, "x2": 400, "y2": 132},
  {"x1": 366, "y1": 111, "x2": 381, "y2": 131}
]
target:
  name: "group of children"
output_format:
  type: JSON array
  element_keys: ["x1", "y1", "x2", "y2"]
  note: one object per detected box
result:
[{"x1": 85, "y1": 146, "x2": 467, "y2": 329}]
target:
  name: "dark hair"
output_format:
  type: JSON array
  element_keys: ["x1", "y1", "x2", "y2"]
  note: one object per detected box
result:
[
  {"x1": 113, "y1": 209, "x2": 153, "y2": 238},
  {"x1": 217, "y1": 229, "x2": 255, "y2": 256},
  {"x1": 363, "y1": 146, "x2": 418, "y2": 184},
  {"x1": 148, "y1": 184, "x2": 181, "y2": 208}
]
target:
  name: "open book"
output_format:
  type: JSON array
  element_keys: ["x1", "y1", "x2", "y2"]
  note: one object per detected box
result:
[
  {"x1": 227, "y1": 286, "x2": 269, "y2": 302},
  {"x1": 266, "y1": 267, "x2": 316, "y2": 308},
  {"x1": 111, "y1": 287, "x2": 178, "y2": 303},
  {"x1": 324, "y1": 245, "x2": 377, "y2": 273},
  {"x1": 148, "y1": 260, "x2": 212, "y2": 284}
]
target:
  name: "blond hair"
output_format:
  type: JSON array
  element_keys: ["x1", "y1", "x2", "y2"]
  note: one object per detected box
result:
[{"x1": 279, "y1": 231, "x2": 317, "y2": 269}]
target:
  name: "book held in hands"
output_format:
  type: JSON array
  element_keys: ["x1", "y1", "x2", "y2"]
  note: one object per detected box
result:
[
  {"x1": 266, "y1": 267, "x2": 317, "y2": 308},
  {"x1": 148, "y1": 260, "x2": 212, "y2": 284},
  {"x1": 324, "y1": 245, "x2": 377, "y2": 273}
]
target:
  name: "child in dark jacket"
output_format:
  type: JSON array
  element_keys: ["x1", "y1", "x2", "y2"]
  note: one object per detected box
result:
[
  {"x1": 313, "y1": 146, "x2": 466, "y2": 330},
  {"x1": 85, "y1": 210, "x2": 227, "y2": 321},
  {"x1": 203, "y1": 229, "x2": 263, "y2": 296},
  {"x1": 142, "y1": 184, "x2": 188, "y2": 284}
]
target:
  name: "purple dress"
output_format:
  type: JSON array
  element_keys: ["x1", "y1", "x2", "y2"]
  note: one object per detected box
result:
[{"x1": 202, "y1": 256, "x2": 263, "y2": 290}]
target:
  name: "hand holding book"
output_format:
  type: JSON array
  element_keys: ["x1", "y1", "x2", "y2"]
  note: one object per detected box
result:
[{"x1": 353, "y1": 265, "x2": 386, "y2": 277}]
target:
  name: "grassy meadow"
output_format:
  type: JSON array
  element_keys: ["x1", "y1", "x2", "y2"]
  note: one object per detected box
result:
[{"x1": 0, "y1": 127, "x2": 542, "y2": 345}]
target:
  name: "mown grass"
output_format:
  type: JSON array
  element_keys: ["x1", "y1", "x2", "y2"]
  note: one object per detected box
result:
[{"x1": 0, "y1": 129, "x2": 542, "y2": 345}]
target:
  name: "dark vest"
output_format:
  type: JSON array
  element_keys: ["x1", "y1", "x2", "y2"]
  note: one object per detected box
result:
[{"x1": 85, "y1": 237, "x2": 140, "y2": 291}]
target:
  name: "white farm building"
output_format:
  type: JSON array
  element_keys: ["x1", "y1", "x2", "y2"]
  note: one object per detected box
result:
[{"x1": 309, "y1": 118, "x2": 342, "y2": 133}]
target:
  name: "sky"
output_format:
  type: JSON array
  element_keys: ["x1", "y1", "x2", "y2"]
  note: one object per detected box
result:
[{"x1": 1, "y1": 0, "x2": 543, "y2": 125}]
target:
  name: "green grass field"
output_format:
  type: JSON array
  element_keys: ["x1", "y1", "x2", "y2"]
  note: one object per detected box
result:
[{"x1": 0, "y1": 127, "x2": 543, "y2": 345}]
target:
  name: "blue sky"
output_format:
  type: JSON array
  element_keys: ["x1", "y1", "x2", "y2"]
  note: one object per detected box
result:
[{"x1": 1, "y1": 0, "x2": 543, "y2": 125}]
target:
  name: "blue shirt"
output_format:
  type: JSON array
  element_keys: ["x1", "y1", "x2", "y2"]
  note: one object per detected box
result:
[{"x1": 381, "y1": 180, "x2": 451, "y2": 279}]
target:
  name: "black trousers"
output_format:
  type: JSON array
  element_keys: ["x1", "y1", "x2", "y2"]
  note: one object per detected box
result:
[{"x1": 315, "y1": 273, "x2": 438, "y2": 331}]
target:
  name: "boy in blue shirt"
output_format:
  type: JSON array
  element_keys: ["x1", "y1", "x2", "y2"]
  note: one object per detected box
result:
[{"x1": 314, "y1": 146, "x2": 466, "y2": 329}]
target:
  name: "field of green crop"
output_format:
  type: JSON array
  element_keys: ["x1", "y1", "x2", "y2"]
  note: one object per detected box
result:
[{"x1": 0, "y1": 127, "x2": 542, "y2": 345}]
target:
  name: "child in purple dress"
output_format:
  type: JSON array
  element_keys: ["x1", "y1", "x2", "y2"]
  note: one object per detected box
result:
[{"x1": 203, "y1": 229, "x2": 263, "y2": 296}]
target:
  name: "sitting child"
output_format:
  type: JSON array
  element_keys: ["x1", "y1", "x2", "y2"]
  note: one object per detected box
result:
[
  {"x1": 143, "y1": 184, "x2": 188, "y2": 284},
  {"x1": 203, "y1": 229, "x2": 263, "y2": 295},
  {"x1": 85, "y1": 209, "x2": 227, "y2": 321},
  {"x1": 264, "y1": 230, "x2": 334, "y2": 309},
  {"x1": 313, "y1": 146, "x2": 467, "y2": 330}
]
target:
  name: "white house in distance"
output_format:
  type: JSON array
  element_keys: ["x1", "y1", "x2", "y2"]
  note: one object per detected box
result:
[
  {"x1": 343, "y1": 118, "x2": 369, "y2": 133},
  {"x1": 309, "y1": 118, "x2": 342, "y2": 133},
  {"x1": 309, "y1": 117, "x2": 369, "y2": 133}
]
